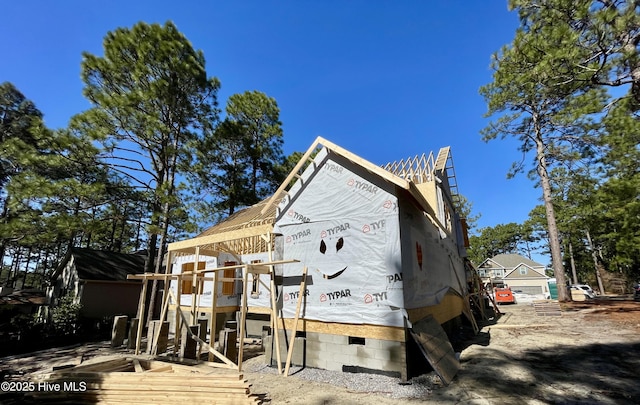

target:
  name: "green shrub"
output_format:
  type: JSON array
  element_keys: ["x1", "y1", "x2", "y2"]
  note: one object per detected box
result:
[{"x1": 50, "y1": 295, "x2": 82, "y2": 336}]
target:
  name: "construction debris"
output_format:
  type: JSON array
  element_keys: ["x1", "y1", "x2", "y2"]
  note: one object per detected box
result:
[{"x1": 28, "y1": 357, "x2": 261, "y2": 404}]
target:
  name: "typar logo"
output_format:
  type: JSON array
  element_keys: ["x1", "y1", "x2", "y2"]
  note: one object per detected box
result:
[
  {"x1": 364, "y1": 291, "x2": 388, "y2": 303},
  {"x1": 286, "y1": 289, "x2": 309, "y2": 301},
  {"x1": 347, "y1": 178, "x2": 379, "y2": 195},
  {"x1": 320, "y1": 289, "x2": 351, "y2": 302},
  {"x1": 320, "y1": 223, "x2": 350, "y2": 238},
  {"x1": 287, "y1": 209, "x2": 310, "y2": 223},
  {"x1": 383, "y1": 200, "x2": 396, "y2": 210},
  {"x1": 286, "y1": 228, "x2": 311, "y2": 244},
  {"x1": 362, "y1": 219, "x2": 385, "y2": 233},
  {"x1": 324, "y1": 162, "x2": 344, "y2": 174}
]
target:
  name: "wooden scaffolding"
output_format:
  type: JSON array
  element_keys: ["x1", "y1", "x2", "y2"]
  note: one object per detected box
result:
[{"x1": 127, "y1": 194, "x2": 307, "y2": 375}]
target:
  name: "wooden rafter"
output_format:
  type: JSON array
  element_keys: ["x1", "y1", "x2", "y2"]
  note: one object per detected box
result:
[{"x1": 382, "y1": 152, "x2": 436, "y2": 184}]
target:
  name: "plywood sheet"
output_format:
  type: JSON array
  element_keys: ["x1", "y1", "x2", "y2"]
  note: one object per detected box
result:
[{"x1": 410, "y1": 315, "x2": 460, "y2": 385}]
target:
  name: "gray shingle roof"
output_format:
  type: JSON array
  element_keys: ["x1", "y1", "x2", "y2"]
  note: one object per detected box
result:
[
  {"x1": 52, "y1": 248, "x2": 147, "y2": 282},
  {"x1": 489, "y1": 253, "x2": 544, "y2": 269}
]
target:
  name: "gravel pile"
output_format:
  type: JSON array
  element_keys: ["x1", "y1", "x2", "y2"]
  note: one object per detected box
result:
[{"x1": 243, "y1": 359, "x2": 440, "y2": 399}]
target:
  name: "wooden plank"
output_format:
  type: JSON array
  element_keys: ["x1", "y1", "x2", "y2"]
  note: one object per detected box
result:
[
  {"x1": 174, "y1": 274, "x2": 182, "y2": 358},
  {"x1": 260, "y1": 137, "x2": 323, "y2": 215},
  {"x1": 145, "y1": 365, "x2": 173, "y2": 373},
  {"x1": 71, "y1": 358, "x2": 130, "y2": 372},
  {"x1": 42, "y1": 373, "x2": 249, "y2": 385},
  {"x1": 410, "y1": 315, "x2": 460, "y2": 386},
  {"x1": 167, "y1": 224, "x2": 274, "y2": 252},
  {"x1": 132, "y1": 358, "x2": 144, "y2": 373},
  {"x1": 191, "y1": 246, "x2": 200, "y2": 323},
  {"x1": 284, "y1": 266, "x2": 307, "y2": 377},
  {"x1": 276, "y1": 318, "x2": 405, "y2": 341},
  {"x1": 533, "y1": 300, "x2": 562, "y2": 317},
  {"x1": 269, "y1": 263, "x2": 282, "y2": 375},
  {"x1": 237, "y1": 266, "x2": 250, "y2": 371},
  {"x1": 405, "y1": 293, "x2": 464, "y2": 325},
  {"x1": 82, "y1": 383, "x2": 248, "y2": 392},
  {"x1": 209, "y1": 268, "x2": 219, "y2": 362},
  {"x1": 135, "y1": 278, "x2": 148, "y2": 355},
  {"x1": 151, "y1": 290, "x2": 172, "y2": 355},
  {"x1": 30, "y1": 392, "x2": 255, "y2": 401}
]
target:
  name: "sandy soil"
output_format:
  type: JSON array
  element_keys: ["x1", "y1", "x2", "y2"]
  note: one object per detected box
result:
[{"x1": 2, "y1": 298, "x2": 639, "y2": 404}]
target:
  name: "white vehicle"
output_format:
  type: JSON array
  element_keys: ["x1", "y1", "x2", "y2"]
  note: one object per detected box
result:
[{"x1": 570, "y1": 284, "x2": 596, "y2": 299}]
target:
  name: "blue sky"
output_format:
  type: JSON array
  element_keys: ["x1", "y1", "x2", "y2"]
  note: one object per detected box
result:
[{"x1": 2, "y1": 1, "x2": 548, "y2": 262}]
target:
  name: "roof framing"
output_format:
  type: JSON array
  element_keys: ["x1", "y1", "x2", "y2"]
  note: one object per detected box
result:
[{"x1": 171, "y1": 136, "x2": 457, "y2": 256}]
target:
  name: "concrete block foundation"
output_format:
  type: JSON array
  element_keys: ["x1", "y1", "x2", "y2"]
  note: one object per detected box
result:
[{"x1": 264, "y1": 330, "x2": 406, "y2": 379}]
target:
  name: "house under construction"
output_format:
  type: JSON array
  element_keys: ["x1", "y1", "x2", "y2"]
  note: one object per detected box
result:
[{"x1": 129, "y1": 136, "x2": 472, "y2": 382}]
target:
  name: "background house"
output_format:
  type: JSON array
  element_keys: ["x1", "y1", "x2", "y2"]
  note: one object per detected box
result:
[
  {"x1": 47, "y1": 248, "x2": 147, "y2": 319},
  {"x1": 477, "y1": 253, "x2": 550, "y2": 297}
]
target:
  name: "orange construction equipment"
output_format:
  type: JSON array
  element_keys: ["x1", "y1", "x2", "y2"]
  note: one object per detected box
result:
[{"x1": 494, "y1": 287, "x2": 516, "y2": 304}]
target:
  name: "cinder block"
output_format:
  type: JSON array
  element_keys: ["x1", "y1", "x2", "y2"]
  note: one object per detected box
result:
[
  {"x1": 373, "y1": 349, "x2": 392, "y2": 361},
  {"x1": 305, "y1": 332, "x2": 321, "y2": 342},
  {"x1": 307, "y1": 357, "x2": 326, "y2": 369},
  {"x1": 264, "y1": 334, "x2": 305, "y2": 367},
  {"x1": 181, "y1": 325, "x2": 199, "y2": 359},
  {"x1": 127, "y1": 318, "x2": 139, "y2": 349},
  {"x1": 305, "y1": 341, "x2": 326, "y2": 354},
  {"x1": 389, "y1": 344, "x2": 406, "y2": 362},
  {"x1": 337, "y1": 344, "x2": 358, "y2": 356},
  {"x1": 317, "y1": 333, "x2": 348, "y2": 344},
  {"x1": 329, "y1": 352, "x2": 356, "y2": 366},
  {"x1": 356, "y1": 345, "x2": 378, "y2": 359},
  {"x1": 325, "y1": 360, "x2": 344, "y2": 372},
  {"x1": 359, "y1": 357, "x2": 387, "y2": 371},
  {"x1": 146, "y1": 320, "x2": 169, "y2": 354},
  {"x1": 111, "y1": 316, "x2": 128, "y2": 347},
  {"x1": 371, "y1": 339, "x2": 399, "y2": 350}
]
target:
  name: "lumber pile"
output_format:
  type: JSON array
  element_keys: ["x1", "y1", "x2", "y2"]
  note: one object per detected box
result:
[
  {"x1": 29, "y1": 357, "x2": 261, "y2": 404},
  {"x1": 533, "y1": 300, "x2": 562, "y2": 316}
]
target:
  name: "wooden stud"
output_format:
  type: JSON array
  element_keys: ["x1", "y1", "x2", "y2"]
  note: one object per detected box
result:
[
  {"x1": 152, "y1": 291, "x2": 171, "y2": 355},
  {"x1": 174, "y1": 274, "x2": 182, "y2": 359},
  {"x1": 209, "y1": 268, "x2": 219, "y2": 362},
  {"x1": 134, "y1": 277, "x2": 148, "y2": 356},
  {"x1": 284, "y1": 266, "x2": 307, "y2": 376},
  {"x1": 237, "y1": 266, "x2": 249, "y2": 371}
]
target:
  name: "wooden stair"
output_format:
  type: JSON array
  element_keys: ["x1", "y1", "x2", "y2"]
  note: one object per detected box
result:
[{"x1": 533, "y1": 300, "x2": 562, "y2": 316}]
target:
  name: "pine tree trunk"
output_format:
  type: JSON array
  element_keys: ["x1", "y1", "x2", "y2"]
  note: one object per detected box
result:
[
  {"x1": 569, "y1": 240, "x2": 578, "y2": 285},
  {"x1": 585, "y1": 229, "x2": 606, "y2": 294},
  {"x1": 534, "y1": 114, "x2": 569, "y2": 301}
]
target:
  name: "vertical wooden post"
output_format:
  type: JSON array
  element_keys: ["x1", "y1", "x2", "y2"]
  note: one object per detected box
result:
[
  {"x1": 267, "y1": 233, "x2": 283, "y2": 374},
  {"x1": 269, "y1": 271, "x2": 282, "y2": 373},
  {"x1": 135, "y1": 276, "x2": 148, "y2": 356},
  {"x1": 152, "y1": 276, "x2": 173, "y2": 355},
  {"x1": 174, "y1": 274, "x2": 182, "y2": 358},
  {"x1": 208, "y1": 268, "x2": 219, "y2": 362},
  {"x1": 191, "y1": 247, "x2": 200, "y2": 322},
  {"x1": 237, "y1": 265, "x2": 249, "y2": 371},
  {"x1": 284, "y1": 266, "x2": 307, "y2": 376}
]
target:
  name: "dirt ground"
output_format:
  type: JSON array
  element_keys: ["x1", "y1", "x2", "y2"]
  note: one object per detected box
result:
[{"x1": 2, "y1": 297, "x2": 639, "y2": 404}]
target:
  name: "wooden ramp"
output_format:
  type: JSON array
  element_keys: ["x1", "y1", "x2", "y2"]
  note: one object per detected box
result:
[
  {"x1": 410, "y1": 315, "x2": 460, "y2": 386},
  {"x1": 29, "y1": 357, "x2": 261, "y2": 404},
  {"x1": 533, "y1": 300, "x2": 562, "y2": 316}
]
